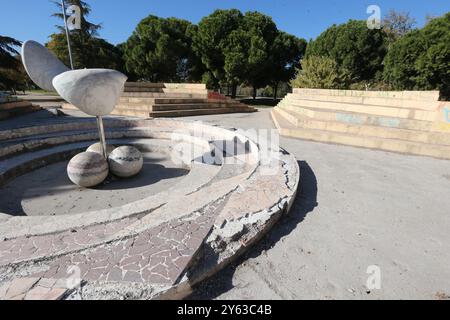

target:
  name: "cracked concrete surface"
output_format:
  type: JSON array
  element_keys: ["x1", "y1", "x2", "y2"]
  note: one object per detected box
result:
[{"x1": 0, "y1": 114, "x2": 299, "y2": 300}]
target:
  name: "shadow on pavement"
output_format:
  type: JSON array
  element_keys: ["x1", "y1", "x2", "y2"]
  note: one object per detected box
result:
[{"x1": 188, "y1": 160, "x2": 318, "y2": 300}]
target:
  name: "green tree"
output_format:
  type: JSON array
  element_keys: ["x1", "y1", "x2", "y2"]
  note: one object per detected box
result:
[
  {"x1": 193, "y1": 9, "x2": 245, "y2": 96},
  {"x1": 0, "y1": 36, "x2": 24, "y2": 91},
  {"x1": 382, "y1": 30, "x2": 424, "y2": 90},
  {"x1": 122, "y1": 15, "x2": 203, "y2": 82},
  {"x1": 306, "y1": 20, "x2": 388, "y2": 87},
  {"x1": 52, "y1": 0, "x2": 101, "y2": 37},
  {"x1": 0, "y1": 56, "x2": 31, "y2": 93},
  {"x1": 291, "y1": 56, "x2": 342, "y2": 89},
  {"x1": 0, "y1": 36, "x2": 21, "y2": 69},
  {"x1": 47, "y1": 0, "x2": 122, "y2": 70},
  {"x1": 268, "y1": 32, "x2": 307, "y2": 99},
  {"x1": 384, "y1": 12, "x2": 450, "y2": 98},
  {"x1": 47, "y1": 33, "x2": 123, "y2": 70},
  {"x1": 241, "y1": 11, "x2": 278, "y2": 100}
]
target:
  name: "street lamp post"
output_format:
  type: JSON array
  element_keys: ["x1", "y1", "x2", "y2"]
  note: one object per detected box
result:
[
  {"x1": 60, "y1": 0, "x2": 74, "y2": 70},
  {"x1": 60, "y1": 0, "x2": 108, "y2": 158}
]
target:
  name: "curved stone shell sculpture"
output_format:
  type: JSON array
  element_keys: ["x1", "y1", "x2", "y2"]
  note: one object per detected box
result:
[
  {"x1": 53, "y1": 69, "x2": 127, "y2": 116},
  {"x1": 21, "y1": 40, "x2": 70, "y2": 92},
  {"x1": 21, "y1": 40, "x2": 127, "y2": 116}
]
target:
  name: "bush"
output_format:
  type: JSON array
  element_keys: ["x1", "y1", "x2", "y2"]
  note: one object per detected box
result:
[{"x1": 291, "y1": 56, "x2": 342, "y2": 89}]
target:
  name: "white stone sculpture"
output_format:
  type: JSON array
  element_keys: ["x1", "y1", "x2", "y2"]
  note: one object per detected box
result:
[
  {"x1": 109, "y1": 146, "x2": 144, "y2": 178},
  {"x1": 87, "y1": 143, "x2": 116, "y2": 156},
  {"x1": 67, "y1": 152, "x2": 109, "y2": 188},
  {"x1": 21, "y1": 40, "x2": 128, "y2": 187},
  {"x1": 53, "y1": 69, "x2": 127, "y2": 116},
  {"x1": 21, "y1": 41, "x2": 70, "y2": 92}
]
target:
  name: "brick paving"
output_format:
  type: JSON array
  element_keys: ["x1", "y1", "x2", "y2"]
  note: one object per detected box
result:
[{"x1": 0, "y1": 194, "x2": 229, "y2": 300}]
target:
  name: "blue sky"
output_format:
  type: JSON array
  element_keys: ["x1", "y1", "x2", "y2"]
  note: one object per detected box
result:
[{"x1": 1, "y1": 0, "x2": 449, "y2": 45}]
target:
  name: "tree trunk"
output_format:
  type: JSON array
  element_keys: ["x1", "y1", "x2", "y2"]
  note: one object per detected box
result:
[
  {"x1": 273, "y1": 84, "x2": 279, "y2": 100},
  {"x1": 231, "y1": 84, "x2": 237, "y2": 99},
  {"x1": 252, "y1": 86, "x2": 257, "y2": 100}
]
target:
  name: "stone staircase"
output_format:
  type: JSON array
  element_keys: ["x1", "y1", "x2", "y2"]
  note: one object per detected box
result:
[
  {"x1": 272, "y1": 88, "x2": 450, "y2": 159},
  {"x1": 0, "y1": 94, "x2": 41, "y2": 120},
  {"x1": 63, "y1": 82, "x2": 256, "y2": 118}
]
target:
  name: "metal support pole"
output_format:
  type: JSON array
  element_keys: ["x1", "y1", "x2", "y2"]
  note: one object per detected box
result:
[
  {"x1": 61, "y1": 1, "x2": 108, "y2": 158},
  {"x1": 61, "y1": 0, "x2": 74, "y2": 70},
  {"x1": 96, "y1": 116, "x2": 107, "y2": 158}
]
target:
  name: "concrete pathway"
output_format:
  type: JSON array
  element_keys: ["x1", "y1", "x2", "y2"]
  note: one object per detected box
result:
[{"x1": 186, "y1": 108, "x2": 450, "y2": 300}]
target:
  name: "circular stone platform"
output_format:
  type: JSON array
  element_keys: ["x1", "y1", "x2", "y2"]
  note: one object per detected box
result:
[
  {"x1": 0, "y1": 151, "x2": 189, "y2": 216},
  {"x1": 0, "y1": 118, "x2": 299, "y2": 300}
]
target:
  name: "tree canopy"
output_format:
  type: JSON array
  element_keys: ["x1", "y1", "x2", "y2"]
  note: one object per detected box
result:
[
  {"x1": 122, "y1": 15, "x2": 203, "y2": 82},
  {"x1": 305, "y1": 20, "x2": 388, "y2": 86},
  {"x1": 192, "y1": 9, "x2": 306, "y2": 98},
  {"x1": 0, "y1": 36, "x2": 26, "y2": 92},
  {"x1": 46, "y1": 0, "x2": 122, "y2": 70},
  {"x1": 1, "y1": 1, "x2": 448, "y2": 100},
  {"x1": 383, "y1": 12, "x2": 450, "y2": 98}
]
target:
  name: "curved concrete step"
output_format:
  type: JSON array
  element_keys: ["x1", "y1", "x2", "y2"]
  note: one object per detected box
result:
[
  {"x1": 279, "y1": 99, "x2": 439, "y2": 121},
  {"x1": 275, "y1": 107, "x2": 450, "y2": 146},
  {"x1": 277, "y1": 103, "x2": 446, "y2": 133},
  {"x1": 285, "y1": 93, "x2": 448, "y2": 111},
  {"x1": 272, "y1": 108, "x2": 450, "y2": 160},
  {"x1": 293, "y1": 88, "x2": 440, "y2": 101},
  {"x1": 0, "y1": 101, "x2": 34, "y2": 111},
  {"x1": 0, "y1": 106, "x2": 41, "y2": 120}
]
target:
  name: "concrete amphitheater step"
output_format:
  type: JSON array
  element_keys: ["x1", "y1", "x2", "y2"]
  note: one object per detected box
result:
[
  {"x1": 116, "y1": 103, "x2": 232, "y2": 112},
  {"x1": 125, "y1": 83, "x2": 205, "y2": 90},
  {"x1": 151, "y1": 103, "x2": 246, "y2": 112},
  {"x1": 121, "y1": 92, "x2": 208, "y2": 99},
  {"x1": 0, "y1": 101, "x2": 34, "y2": 111},
  {"x1": 149, "y1": 107, "x2": 255, "y2": 118},
  {"x1": 119, "y1": 98, "x2": 208, "y2": 104},
  {"x1": 271, "y1": 108, "x2": 450, "y2": 159},
  {"x1": 279, "y1": 98, "x2": 439, "y2": 121},
  {"x1": 276, "y1": 103, "x2": 445, "y2": 132},
  {"x1": 293, "y1": 88, "x2": 441, "y2": 101},
  {"x1": 284, "y1": 93, "x2": 447, "y2": 111},
  {"x1": 275, "y1": 107, "x2": 450, "y2": 146},
  {"x1": 111, "y1": 107, "x2": 255, "y2": 118},
  {"x1": 0, "y1": 103, "x2": 41, "y2": 120}
]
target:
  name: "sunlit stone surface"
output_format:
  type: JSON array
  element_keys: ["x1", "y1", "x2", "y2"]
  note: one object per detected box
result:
[
  {"x1": 109, "y1": 146, "x2": 144, "y2": 178},
  {"x1": 87, "y1": 143, "x2": 116, "y2": 156},
  {"x1": 53, "y1": 69, "x2": 127, "y2": 116},
  {"x1": 67, "y1": 152, "x2": 109, "y2": 188},
  {"x1": 21, "y1": 40, "x2": 70, "y2": 92}
]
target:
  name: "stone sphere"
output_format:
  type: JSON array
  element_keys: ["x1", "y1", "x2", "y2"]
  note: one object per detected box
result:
[
  {"x1": 108, "y1": 146, "x2": 143, "y2": 178},
  {"x1": 67, "y1": 152, "x2": 109, "y2": 187},
  {"x1": 86, "y1": 143, "x2": 116, "y2": 156}
]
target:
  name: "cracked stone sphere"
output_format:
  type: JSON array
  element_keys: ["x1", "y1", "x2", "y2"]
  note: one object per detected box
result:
[
  {"x1": 67, "y1": 152, "x2": 109, "y2": 188},
  {"x1": 108, "y1": 146, "x2": 143, "y2": 178},
  {"x1": 86, "y1": 143, "x2": 116, "y2": 156}
]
